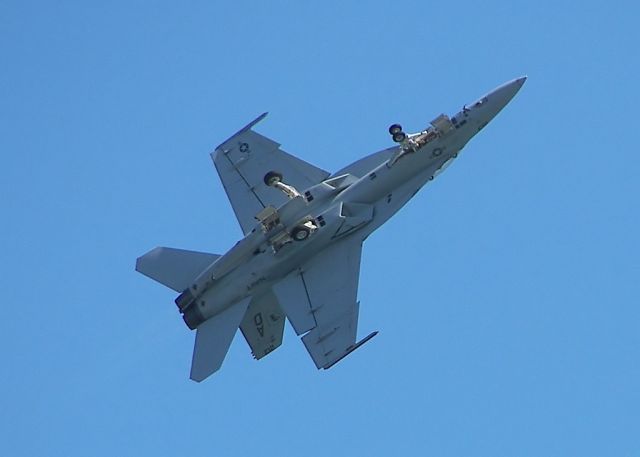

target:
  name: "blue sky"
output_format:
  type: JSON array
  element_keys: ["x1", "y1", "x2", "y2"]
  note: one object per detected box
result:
[{"x1": 1, "y1": 1, "x2": 639, "y2": 456}]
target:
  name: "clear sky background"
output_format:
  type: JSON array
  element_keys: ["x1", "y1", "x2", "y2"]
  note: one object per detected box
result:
[{"x1": 1, "y1": 1, "x2": 639, "y2": 456}]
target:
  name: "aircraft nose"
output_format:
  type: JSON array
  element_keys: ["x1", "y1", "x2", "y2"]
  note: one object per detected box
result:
[
  {"x1": 477, "y1": 76, "x2": 527, "y2": 122},
  {"x1": 492, "y1": 76, "x2": 527, "y2": 107}
]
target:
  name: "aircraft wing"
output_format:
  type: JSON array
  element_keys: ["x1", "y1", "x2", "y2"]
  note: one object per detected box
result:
[
  {"x1": 272, "y1": 236, "x2": 376, "y2": 369},
  {"x1": 212, "y1": 113, "x2": 330, "y2": 235}
]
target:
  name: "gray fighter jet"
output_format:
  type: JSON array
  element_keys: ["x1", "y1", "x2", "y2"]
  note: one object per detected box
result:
[{"x1": 136, "y1": 77, "x2": 526, "y2": 382}]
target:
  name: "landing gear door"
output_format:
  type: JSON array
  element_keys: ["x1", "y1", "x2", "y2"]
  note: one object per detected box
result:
[
  {"x1": 430, "y1": 114, "x2": 454, "y2": 135},
  {"x1": 256, "y1": 206, "x2": 281, "y2": 233}
]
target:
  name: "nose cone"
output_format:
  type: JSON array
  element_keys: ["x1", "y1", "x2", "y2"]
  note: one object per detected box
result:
[
  {"x1": 474, "y1": 76, "x2": 527, "y2": 123},
  {"x1": 489, "y1": 76, "x2": 527, "y2": 112}
]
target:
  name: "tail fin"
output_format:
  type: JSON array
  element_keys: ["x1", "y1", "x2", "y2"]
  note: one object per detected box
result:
[
  {"x1": 190, "y1": 297, "x2": 251, "y2": 382},
  {"x1": 135, "y1": 247, "x2": 220, "y2": 292},
  {"x1": 240, "y1": 290, "x2": 285, "y2": 360}
]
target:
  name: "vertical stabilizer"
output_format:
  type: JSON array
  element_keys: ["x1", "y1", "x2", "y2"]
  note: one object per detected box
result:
[
  {"x1": 240, "y1": 290, "x2": 285, "y2": 360},
  {"x1": 190, "y1": 297, "x2": 251, "y2": 382}
]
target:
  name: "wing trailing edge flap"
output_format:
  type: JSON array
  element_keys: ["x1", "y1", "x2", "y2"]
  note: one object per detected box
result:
[
  {"x1": 135, "y1": 247, "x2": 220, "y2": 292},
  {"x1": 240, "y1": 290, "x2": 285, "y2": 360},
  {"x1": 272, "y1": 237, "x2": 377, "y2": 369},
  {"x1": 190, "y1": 296, "x2": 251, "y2": 382},
  {"x1": 302, "y1": 302, "x2": 359, "y2": 369},
  {"x1": 212, "y1": 114, "x2": 330, "y2": 235},
  {"x1": 271, "y1": 271, "x2": 315, "y2": 336}
]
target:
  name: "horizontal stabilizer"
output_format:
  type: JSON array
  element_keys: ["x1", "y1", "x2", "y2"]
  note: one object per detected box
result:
[
  {"x1": 190, "y1": 297, "x2": 251, "y2": 382},
  {"x1": 136, "y1": 247, "x2": 220, "y2": 292}
]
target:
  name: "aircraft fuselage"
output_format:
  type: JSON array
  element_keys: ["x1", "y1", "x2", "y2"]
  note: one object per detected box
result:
[{"x1": 178, "y1": 78, "x2": 526, "y2": 329}]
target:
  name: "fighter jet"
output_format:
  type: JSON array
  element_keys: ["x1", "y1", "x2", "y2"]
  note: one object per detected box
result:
[{"x1": 136, "y1": 77, "x2": 526, "y2": 382}]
